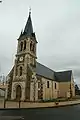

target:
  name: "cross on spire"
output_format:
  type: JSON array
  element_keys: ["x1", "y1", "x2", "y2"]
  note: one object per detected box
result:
[
  {"x1": 23, "y1": 7, "x2": 33, "y2": 36},
  {"x1": 29, "y1": 7, "x2": 31, "y2": 15}
]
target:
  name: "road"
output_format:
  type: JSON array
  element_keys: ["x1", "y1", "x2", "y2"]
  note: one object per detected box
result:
[{"x1": 0, "y1": 104, "x2": 80, "y2": 120}]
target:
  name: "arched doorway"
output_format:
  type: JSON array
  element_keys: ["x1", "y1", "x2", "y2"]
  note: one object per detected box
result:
[{"x1": 16, "y1": 85, "x2": 22, "y2": 100}]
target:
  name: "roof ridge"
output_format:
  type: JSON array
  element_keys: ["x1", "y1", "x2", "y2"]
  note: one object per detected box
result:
[{"x1": 55, "y1": 70, "x2": 72, "y2": 73}]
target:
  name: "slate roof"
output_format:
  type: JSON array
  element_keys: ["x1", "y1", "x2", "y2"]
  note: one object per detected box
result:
[
  {"x1": 36, "y1": 62, "x2": 72, "y2": 82},
  {"x1": 54, "y1": 70, "x2": 72, "y2": 82},
  {"x1": 18, "y1": 12, "x2": 37, "y2": 42},
  {"x1": 23, "y1": 13, "x2": 33, "y2": 36},
  {"x1": 35, "y1": 62, "x2": 54, "y2": 80}
]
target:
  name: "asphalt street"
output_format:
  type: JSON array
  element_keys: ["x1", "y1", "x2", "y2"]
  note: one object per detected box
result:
[{"x1": 0, "y1": 105, "x2": 80, "y2": 120}]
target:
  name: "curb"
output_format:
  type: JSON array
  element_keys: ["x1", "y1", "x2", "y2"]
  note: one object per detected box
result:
[{"x1": 0, "y1": 102, "x2": 80, "y2": 110}]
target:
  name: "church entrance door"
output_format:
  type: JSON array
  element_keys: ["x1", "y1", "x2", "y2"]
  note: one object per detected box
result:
[{"x1": 16, "y1": 85, "x2": 22, "y2": 101}]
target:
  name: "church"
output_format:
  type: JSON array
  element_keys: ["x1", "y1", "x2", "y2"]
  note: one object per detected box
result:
[{"x1": 6, "y1": 10, "x2": 75, "y2": 102}]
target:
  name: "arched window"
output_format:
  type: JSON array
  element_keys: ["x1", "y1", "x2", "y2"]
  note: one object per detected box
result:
[
  {"x1": 30, "y1": 41, "x2": 35, "y2": 52},
  {"x1": 30, "y1": 41, "x2": 33, "y2": 51},
  {"x1": 33, "y1": 44, "x2": 35, "y2": 52},
  {"x1": 24, "y1": 40, "x2": 26, "y2": 50},
  {"x1": 20, "y1": 66, "x2": 22, "y2": 76},
  {"x1": 55, "y1": 83, "x2": 57, "y2": 89},
  {"x1": 16, "y1": 67, "x2": 18, "y2": 76},
  {"x1": 20, "y1": 42, "x2": 23, "y2": 51},
  {"x1": 47, "y1": 81, "x2": 49, "y2": 88}
]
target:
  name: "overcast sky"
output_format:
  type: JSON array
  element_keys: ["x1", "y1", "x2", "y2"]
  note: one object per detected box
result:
[{"x1": 0, "y1": 0, "x2": 80, "y2": 84}]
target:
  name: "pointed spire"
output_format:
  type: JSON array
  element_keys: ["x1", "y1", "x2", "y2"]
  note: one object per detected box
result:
[
  {"x1": 23, "y1": 7, "x2": 33, "y2": 36},
  {"x1": 18, "y1": 8, "x2": 37, "y2": 41},
  {"x1": 21, "y1": 29, "x2": 23, "y2": 35}
]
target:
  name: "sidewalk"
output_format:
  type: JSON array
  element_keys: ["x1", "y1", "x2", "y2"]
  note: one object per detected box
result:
[
  {"x1": 19, "y1": 99, "x2": 80, "y2": 108},
  {"x1": 0, "y1": 99, "x2": 80, "y2": 108}
]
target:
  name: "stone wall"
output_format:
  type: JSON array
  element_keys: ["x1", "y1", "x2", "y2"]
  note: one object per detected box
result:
[
  {"x1": 42, "y1": 77, "x2": 59, "y2": 100},
  {"x1": 59, "y1": 82, "x2": 70, "y2": 97},
  {"x1": 58, "y1": 81, "x2": 75, "y2": 98},
  {"x1": 0, "y1": 98, "x2": 4, "y2": 108},
  {"x1": 71, "y1": 79, "x2": 75, "y2": 97},
  {"x1": 5, "y1": 101, "x2": 19, "y2": 108},
  {"x1": 42, "y1": 77, "x2": 75, "y2": 99}
]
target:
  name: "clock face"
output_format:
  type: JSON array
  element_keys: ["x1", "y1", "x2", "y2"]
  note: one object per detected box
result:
[{"x1": 19, "y1": 56, "x2": 23, "y2": 61}]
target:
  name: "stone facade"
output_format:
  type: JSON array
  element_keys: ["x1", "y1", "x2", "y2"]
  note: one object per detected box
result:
[
  {"x1": 6, "y1": 11, "x2": 75, "y2": 102},
  {"x1": 11, "y1": 82, "x2": 25, "y2": 100},
  {"x1": 10, "y1": 36, "x2": 37, "y2": 101},
  {"x1": 58, "y1": 74, "x2": 75, "y2": 98},
  {"x1": 59, "y1": 82, "x2": 71, "y2": 98},
  {"x1": 6, "y1": 12, "x2": 38, "y2": 101},
  {"x1": 42, "y1": 77, "x2": 59, "y2": 100}
]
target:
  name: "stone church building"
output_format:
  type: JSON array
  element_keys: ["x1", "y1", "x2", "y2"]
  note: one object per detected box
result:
[{"x1": 6, "y1": 11, "x2": 75, "y2": 101}]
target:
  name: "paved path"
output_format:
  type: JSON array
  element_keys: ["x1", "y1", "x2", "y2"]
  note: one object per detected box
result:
[{"x1": 0, "y1": 104, "x2": 80, "y2": 120}]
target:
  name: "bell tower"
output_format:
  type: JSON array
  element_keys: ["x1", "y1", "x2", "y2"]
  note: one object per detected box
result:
[
  {"x1": 17, "y1": 10, "x2": 37, "y2": 66},
  {"x1": 11, "y1": 10, "x2": 37, "y2": 101}
]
